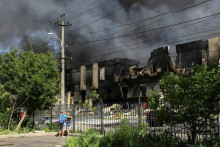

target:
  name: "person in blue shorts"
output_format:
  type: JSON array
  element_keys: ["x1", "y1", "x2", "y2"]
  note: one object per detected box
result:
[{"x1": 66, "y1": 112, "x2": 72, "y2": 136}]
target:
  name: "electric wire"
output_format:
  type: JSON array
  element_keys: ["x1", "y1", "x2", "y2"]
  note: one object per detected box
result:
[{"x1": 68, "y1": 11, "x2": 220, "y2": 45}]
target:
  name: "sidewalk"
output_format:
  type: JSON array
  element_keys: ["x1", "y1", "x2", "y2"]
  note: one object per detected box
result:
[
  {"x1": 0, "y1": 131, "x2": 57, "y2": 138},
  {"x1": 0, "y1": 132, "x2": 65, "y2": 147}
]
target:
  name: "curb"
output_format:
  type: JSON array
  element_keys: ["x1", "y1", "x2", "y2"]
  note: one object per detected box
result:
[{"x1": 0, "y1": 132, "x2": 57, "y2": 139}]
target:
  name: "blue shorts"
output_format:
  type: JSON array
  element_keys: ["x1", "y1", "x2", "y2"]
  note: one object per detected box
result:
[{"x1": 66, "y1": 123, "x2": 70, "y2": 127}]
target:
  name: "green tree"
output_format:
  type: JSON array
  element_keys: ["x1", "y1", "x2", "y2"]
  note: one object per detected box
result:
[
  {"x1": 149, "y1": 65, "x2": 220, "y2": 144},
  {"x1": 0, "y1": 48, "x2": 60, "y2": 130},
  {"x1": 0, "y1": 84, "x2": 11, "y2": 129},
  {"x1": 89, "y1": 90, "x2": 99, "y2": 101}
]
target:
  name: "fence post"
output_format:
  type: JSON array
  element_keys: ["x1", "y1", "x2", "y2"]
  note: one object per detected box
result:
[
  {"x1": 72, "y1": 102, "x2": 76, "y2": 133},
  {"x1": 100, "y1": 98, "x2": 104, "y2": 134},
  {"x1": 138, "y1": 94, "x2": 142, "y2": 131},
  {"x1": 50, "y1": 104, "x2": 53, "y2": 130},
  {"x1": 219, "y1": 101, "x2": 220, "y2": 139},
  {"x1": 32, "y1": 111, "x2": 35, "y2": 129}
]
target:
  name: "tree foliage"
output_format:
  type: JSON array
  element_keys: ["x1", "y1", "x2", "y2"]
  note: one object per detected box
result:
[
  {"x1": 0, "y1": 84, "x2": 11, "y2": 128},
  {"x1": 149, "y1": 65, "x2": 220, "y2": 144},
  {"x1": 0, "y1": 47, "x2": 60, "y2": 129},
  {"x1": 89, "y1": 90, "x2": 99, "y2": 100}
]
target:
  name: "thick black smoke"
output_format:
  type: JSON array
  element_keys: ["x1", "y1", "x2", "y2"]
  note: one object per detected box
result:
[
  {"x1": 0, "y1": 0, "x2": 220, "y2": 67},
  {"x1": 118, "y1": 0, "x2": 192, "y2": 9}
]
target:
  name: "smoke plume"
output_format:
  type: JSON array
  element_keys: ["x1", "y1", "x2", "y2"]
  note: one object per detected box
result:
[{"x1": 0, "y1": 0, "x2": 220, "y2": 66}]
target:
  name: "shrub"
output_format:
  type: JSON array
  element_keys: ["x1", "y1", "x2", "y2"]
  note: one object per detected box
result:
[
  {"x1": 63, "y1": 129, "x2": 102, "y2": 147},
  {"x1": 99, "y1": 131, "x2": 185, "y2": 147},
  {"x1": 26, "y1": 117, "x2": 34, "y2": 129},
  {"x1": 0, "y1": 129, "x2": 12, "y2": 135},
  {"x1": 99, "y1": 119, "x2": 186, "y2": 147},
  {"x1": 62, "y1": 120, "x2": 219, "y2": 147},
  {"x1": 138, "y1": 132, "x2": 185, "y2": 147},
  {"x1": 39, "y1": 123, "x2": 58, "y2": 132},
  {"x1": 99, "y1": 119, "x2": 148, "y2": 147},
  {"x1": 63, "y1": 137, "x2": 81, "y2": 147},
  {"x1": 17, "y1": 127, "x2": 31, "y2": 134},
  {"x1": 196, "y1": 136, "x2": 220, "y2": 147},
  {"x1": 47, "y1": 122, "x2": 59, "y2": 132},
  {"x1": 0, "y1": 112, "x2": 10, "y2": 129}
]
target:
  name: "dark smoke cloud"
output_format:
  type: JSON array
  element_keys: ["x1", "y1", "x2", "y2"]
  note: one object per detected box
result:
[
  {"x1": 118, "y1": 0, "x2": 192, "y2": 9},
  {"x1": 0, "y1": 0, "x2": 220, "y2": 66}
]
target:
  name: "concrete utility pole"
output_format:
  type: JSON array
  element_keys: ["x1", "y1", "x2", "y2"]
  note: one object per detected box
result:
[{"x1": 55, "y1": 14, "x2": 71, "y2": 109}]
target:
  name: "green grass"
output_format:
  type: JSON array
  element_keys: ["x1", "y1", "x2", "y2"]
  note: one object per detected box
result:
[{"x1": 0, "y1": 129, "x2": 13, "y2": 135}]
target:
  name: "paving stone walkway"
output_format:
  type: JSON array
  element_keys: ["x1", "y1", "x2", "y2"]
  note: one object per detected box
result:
[{"x1": 0, "y1": 132, "x2": 66, "y2": 147}]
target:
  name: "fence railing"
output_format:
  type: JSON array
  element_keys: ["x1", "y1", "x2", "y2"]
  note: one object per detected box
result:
[{"x1": 34, "y1": 99, "x2": 218, "y2": 141}]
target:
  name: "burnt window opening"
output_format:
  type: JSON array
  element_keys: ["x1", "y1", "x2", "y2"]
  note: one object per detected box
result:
[
  {"x1": 81, "y1": 91, "x2": 86, "y2": 103},
  {"x1": 122, "y1": 87, "x2": 128, "y2": 98},
  {"x1": 107, "y1": 88, "x2": 111, "y2": 94}
]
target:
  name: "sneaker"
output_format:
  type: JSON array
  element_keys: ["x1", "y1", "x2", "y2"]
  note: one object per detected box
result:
[{"x1": 62, "y1": 136, "x2": 65, "y2": 137}]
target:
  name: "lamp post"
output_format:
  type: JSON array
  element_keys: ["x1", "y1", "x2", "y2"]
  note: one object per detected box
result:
[
  {"x1": 48, "y1": 32, "x2": 65, "y2": 108},
  {"x1": 48, "y1": 33, "x2": 61, "y2": 42}
]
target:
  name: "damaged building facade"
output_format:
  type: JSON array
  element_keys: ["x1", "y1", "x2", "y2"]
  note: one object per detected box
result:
[{"x1": 64, "y1": 37, "x2": 220, "y2": 105}]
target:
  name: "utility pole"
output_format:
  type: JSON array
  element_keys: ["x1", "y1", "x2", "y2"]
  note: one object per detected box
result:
[{"x1": 55, "y1": 14, "x2": 71, "y2": 109}]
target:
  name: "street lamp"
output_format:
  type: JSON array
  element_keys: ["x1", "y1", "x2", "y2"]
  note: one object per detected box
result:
[
  {"x1": 48, "y1": 32, "x2": 65, "y2": 108},
  {"x1": 48, "y1": 33, "x2": 62, "y2": 42}
]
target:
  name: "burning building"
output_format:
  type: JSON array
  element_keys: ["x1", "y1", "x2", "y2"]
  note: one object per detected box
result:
[
  {"x1": 175, "y1": 37, "x2": 220, "y2": 75},
  {"x1": 64, "y1": 37, "x2": 220, "y2": 105},
  {"x1": 65, "y1": 58, "x2": 140, "y2": 104}
]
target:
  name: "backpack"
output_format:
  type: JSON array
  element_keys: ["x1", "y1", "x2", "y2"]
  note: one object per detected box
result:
[{"x1": 59, "y1": 114, "x2": 65, "y2": 124}]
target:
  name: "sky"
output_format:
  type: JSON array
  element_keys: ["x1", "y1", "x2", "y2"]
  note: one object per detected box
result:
[{"x1": 1, "y1": 0, "x2": 220, "y2": 66}]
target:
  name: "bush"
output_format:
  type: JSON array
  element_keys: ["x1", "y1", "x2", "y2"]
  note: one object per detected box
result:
[
  {"x1": 39, "y1": 122, "x2": 59, "y2": 132},
  {"x1": 26, "y1": 117, "x2": 34, "y2": 129},
  {"x1": 99, "y1": 119, "x2": 148, "y2": 147},
  {"x1": 17, "y1": 117, "x2": 36, "y2": 134},
  {"x1": 0, "y1": 112, "x2": 10, "y2": 129},
  {"x1": 196, "y1": 136, "x2": 220, "y2": 147},
  {"x1": 17, "y1": 127, "x2": 32, "y2": 134},
  {"x1": 63, "y1": 137, "x2": 80, "y2": 147},
  {"x1": 99, "y1": 119, "x2": 186, "y2": 147},
  {"x1": 0, "y1": 129, "x2": 12, "y2": 135},
  {"x1": 47, "y1": 122, "x2": 59, "y2": 132},
  {"x1": 63, "y1": 129, "x2": 102, "y2": 147},
  {"x1": 137, "y1": 132, "x2": 185, "y2": 147},
  {"x1": 99, "y1": 132, "x2": 185, "y2": 147},
  {"x1": 62, "y1": 119, "x2": 220, "y2": 147}
]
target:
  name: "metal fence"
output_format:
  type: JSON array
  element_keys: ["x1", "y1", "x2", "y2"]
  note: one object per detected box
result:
[{"x1": 34, "y1": 99, "x2": 218, "y2": 141}]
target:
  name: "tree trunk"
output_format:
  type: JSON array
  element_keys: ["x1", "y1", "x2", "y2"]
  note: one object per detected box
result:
[
  {"x1": 8, "y1": 104, "x2": 15, "y2": 130},
  {"x1": 15, "y1": 110, "x2": 27, "y2": 131},
  {"x1": 191, "y1": 131, "x2": 197, "y2": 144}
]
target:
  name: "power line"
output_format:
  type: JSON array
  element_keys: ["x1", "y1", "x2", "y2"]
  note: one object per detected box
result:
[
  {"x1": 92, "y1": 15, "x2": 220, "y2": 53},
  {"x1": 70, "y1": 5, "x2": 126, "y2": 34},
  {"x1": 22, "y1": 0, "x2": 209, "y2": 53},
  {"x1": 52, "y1": 0, "x2": 105, "y2": 22},
  {"x1": 75, "y1": 0, "x2": 209, "y2": 38},
  {"x1": 70, "y1": 3, "x2": 219, "y2": 53},
  {"x1": 63, "y1": 0, "x2": 199, "y2": 47},
  {"x1": 68, "y1": 11, "x2": 220, "y2": 45},
  {"x1": 63, "y1": 0, "x2": 212, "y2": 56},
  {"x1": 88, "y1": 31, "x2": 220, "y2": 59},
  {"x1": 40, "y1": 11, "x2": 220, "y2": 56},
  {"x1": 65, "y1": 0, "x2": 109, "y2": 21}
]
